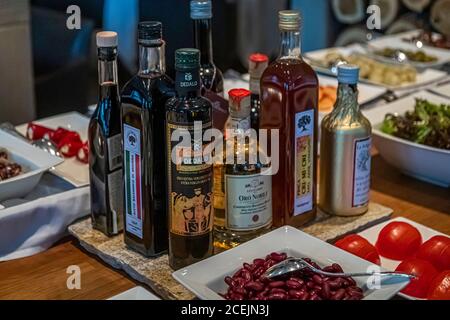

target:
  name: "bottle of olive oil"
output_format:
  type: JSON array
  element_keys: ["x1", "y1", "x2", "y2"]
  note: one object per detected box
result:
[
  {"x1": 166, "y1": 49, "x2": 214, "y2": 270},
  {"x1": 319, "y1": 65, "x2": 372, "y2": 216}
]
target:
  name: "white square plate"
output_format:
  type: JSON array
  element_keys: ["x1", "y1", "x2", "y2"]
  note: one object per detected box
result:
[
  {"x1": 107, "y1": 286, "x2": 160, "y2": 300},
  {"x1": 172, "y1": 226, "x2": 409, "y2": 300},
  {"x1": 0, "y1": 129, "x2": 63, "y2": 201},
  {"x1": 429, "y1": 82, "x2": 450, "y2": 99},
  {"x1": 364, "y1": 90, "x2": 450, "y2": 187},
  {"x1": 359, "y1": 217, "x2": 448, "y2": 300},
  {"x1": 305, "y1": 46, "x2": 447, "y2": 91},
  {"x1": 16, "y1": 112, "x2": 90, "y2": 187}
]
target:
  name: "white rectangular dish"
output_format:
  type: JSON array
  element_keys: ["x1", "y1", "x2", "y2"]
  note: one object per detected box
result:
[
  {"x1": 16, "y1": 112, "x2": 90, "y2": 187},
  {"x1": 359, "y1": 216, "x2": 448, "y2": 300},
  {"x1": 364, "y1": 90, "x2": 450, "y2": 187},
  {"x1": 173, "y1": 226, "x2": 409, "y2": 300},
  {"x1": 0, "y1": 129, "x2": 63, "y2": 202},
  {"x1": 108, "y1": 286, "x2": 160, "y2": 300},
  {"x1": 305, "y1": 46, "x2": 447, "y2": 91}
]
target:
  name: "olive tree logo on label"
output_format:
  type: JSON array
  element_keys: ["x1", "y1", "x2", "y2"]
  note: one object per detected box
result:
[
  {"x1": 366, "y1": 4, "x2": 381, "y2": 40},
  {"x1": 66, "y1": 5, "x2": 81, "y2": 30},
  {"x1": 66, "y1": 265, "x2": 81, "y2": 290}
]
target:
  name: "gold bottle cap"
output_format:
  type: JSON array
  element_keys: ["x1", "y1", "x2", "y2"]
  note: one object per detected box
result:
[{"x1": 278, "y1": 10, "x2": 301, "y2": 31}]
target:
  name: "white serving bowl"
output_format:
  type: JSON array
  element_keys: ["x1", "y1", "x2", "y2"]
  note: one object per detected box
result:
[{"x1": 364, "y1": 90, "x2": 450, "y2": 187}]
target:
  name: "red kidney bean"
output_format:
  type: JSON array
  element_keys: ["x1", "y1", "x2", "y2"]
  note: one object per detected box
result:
[
  {"x1": 286, "y1": 279, "x2": 303, "y2": 289},
  {"x1": 332, "y1": 263, "x2": 344, "y2": 273},
  {"x1": 312, "y1": 274, "x2": 323, "y2": 284},
  {"x1": 229, "y1": 293, "x2": 244, "y2": 300},
  {"x1": 233, "y1": 268, "x2": 243, "y2": 279},
  {"x1": 288, "y1": 289, "x2": 305, "y2": 299},
  {"x1": 322, "y1": 266, "x2": 335, "y2": 273},
  {"x1": 252, "y1": 266, "x2": 265, "y2": 279},
  {"x1": 270, "y1": 288, "x2": 287, "y2": 295},
  {"x1": 243, "y1": 263, "x2": 252, "y2": 270},
  {"x1": 244, "y1": 281, "x2": 264, "y2": 292},
  {"x1": 268, "y1": 281, "x2": 285, "y2": 288},
  {"x1": 241, "y1": 269, "x2": 252, "y2": 282},
  {"x1": 233, "y1": 287, "x2": 247, "y2": 296},
  {"x1": 270, "y1": 252, "x2": 286, "y2": 262},
  {"x1": 231, "y1": 278, "x2": 245, "y2": 289},
  {"x1": 224, "y1": 276, "x2": 233, "y2": 286},
  {"x1": 331, "y1": 288, "x2": 346, "y2": 300},
  {"x1": 346, "y1": 277, "x2": 356, "y2": 286},
  {"x1": 321, "y1": 282, "x2": 331, "y2": 299},
  {"x1": 267, "y1": 292, "x2": 287, "y2": 300},
  {"x1": 327, "y1": 279, "x2": 341, "y2": 289},
  {"x1": 306, "y1": 281, "x2": 316, "y2": 289},
  {"x1": 253, "y1": 258, "x2": 265, "y2": 266}
]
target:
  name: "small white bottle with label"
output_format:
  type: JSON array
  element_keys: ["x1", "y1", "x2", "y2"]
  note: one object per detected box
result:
[
  {"x1": 214, "y1": 89, "x2": 272, "y2": 249},
  {"x1": 319, "y1": 65, "x2": 372, "y2": 216}
]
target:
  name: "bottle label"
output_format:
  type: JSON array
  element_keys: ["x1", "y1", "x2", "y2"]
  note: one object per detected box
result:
[
  {"x1": 107, "y1": 134, "x2": 122, "y2": 171},
  {"x1": 175, "y1": 69, "x2": 200, "y2": 96},
  {"x1": 225, "y1": 173, "x2": 272, "y2": 231},
  {"x1": 167, "y1": 121, "x2": 214, "y2": 237},
  {"x1": 123, "y1": 124, "x2": 143, "y2": 239},
  {"x1": 107, "y1": 168, "x2": 123, "y2": 234},
  {"x1": 352, "y1": 137, "x2": 371, "y2": 207},
  {"x1": 294, "y1": 109, "x2": 315, "y2": 216}
]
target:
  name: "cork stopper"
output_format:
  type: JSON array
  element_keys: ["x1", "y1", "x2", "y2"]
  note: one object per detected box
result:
[
  {"x1": 96, "y1": 31, "x2": 118, "y2": 48},
  {"x1": 228, "y1": 88, "x2": 251, "y2": 117},
  {"x1": 278, "y1": 10, "x2": 302, "y2": 31},
  {"x1": 249, "y1": 53, "x2": 269, "y2": 78}
]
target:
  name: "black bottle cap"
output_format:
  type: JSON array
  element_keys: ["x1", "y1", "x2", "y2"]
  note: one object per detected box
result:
[
  {"x1": 138, "y1": 21, "x2": 162, "y2": 44},
  {"x1": 175, "y1": 48, "x2": 200, "y2": 70}
]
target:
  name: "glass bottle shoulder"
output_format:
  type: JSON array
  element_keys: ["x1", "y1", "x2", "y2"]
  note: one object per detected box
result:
[{"x1": 261, "y1": 58, "x2": 318, "y2": 90}]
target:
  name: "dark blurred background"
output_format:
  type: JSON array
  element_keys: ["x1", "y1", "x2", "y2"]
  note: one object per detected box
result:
[{"x1": 0, "y1": 0, "x2": 447, "y2": 123}]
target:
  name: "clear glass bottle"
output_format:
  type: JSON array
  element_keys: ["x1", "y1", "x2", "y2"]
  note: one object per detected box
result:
[
  {"x1": 260, "y1": 11, "x2": 318, "y2": 227},
  {"x1": 214, "y1": 89, "x2": 272, "y2": 250},
  {"x1": 166, "y1": 48, "x2": 214, "y2": 270},
  {"x1": 121, "y1": 22, "x2": 175, "y2": 256},
  {"x1": 319, "y1": 65, "x2": 372, "y2": 216},
  {"x1": 89, "y1": 31, "x2": 123, "y2": 236}
]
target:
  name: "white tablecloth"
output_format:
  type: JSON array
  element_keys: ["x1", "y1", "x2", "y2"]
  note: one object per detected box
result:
[{"x1": 0, "y1": 174, "x2": 90, "y2": 261}]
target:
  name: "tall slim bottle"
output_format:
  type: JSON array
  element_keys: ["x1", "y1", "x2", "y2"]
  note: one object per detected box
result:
[
  {"x1": 121, "y1": 22, "x2": 175, "y2": 256},
  {"x1": 319, "y1": 65, "x2": 372, "y2": 216},
  {"x1": 89, "y1": 31, "x2": 123, "y2": 236},
  {"x1": 249, "y1": 53, "x2": 269, "y2": 131},
  {"x1": 166, "y1": 48, "x2": 214, "y2": 270},
  {"x1": 190, "y1": 0, "x2": 224, "y2": 95},
  {"x1": 260, "y1": 11, "x2": 319, "y2": 227}
]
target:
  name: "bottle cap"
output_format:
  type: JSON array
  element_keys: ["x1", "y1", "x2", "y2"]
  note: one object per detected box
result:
[
  {"x1": 337, "y1": 64, "x2": 359, "y2": 84},
  {"x1": 190, "y1": 0, "x2": 212, "y2": 20},
  {"x1": 228, "y1": 88, "x2": 251, "y2": 116},
  {"x1": 249, "y1": 53, "x2": 269, "y2": 78},
  {"x1": 279, "y1": 10, "x2": 302, "y2": 31},
  {"x1": 175, "y1": 48, "x2": 200, "y2": 70},
  {"x1": 138, "y1": 21, "x2": 162, "y2": 44},
  {"x1": 96, "y1": 31, "x2": 118, "y2": 48}
]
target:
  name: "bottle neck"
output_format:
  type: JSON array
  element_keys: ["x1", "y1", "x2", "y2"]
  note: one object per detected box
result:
[
  {"x1": 334, "y1": 83, "x2": 359, "y2": 113},
  {"x1": 175, "y1": 68, "x2": 201, "y2": 99},
  {"x1": 138, "y1": 42, "x2": 165, "y2": 76},
  {"x1": 249, "y1": 77, "x2": 260, "y2": 96},
  {"x1": 98, "y1": 47, "x2": 119, "y2": 95},
  {"x1": 193, "y1": 18, "x2": 213, "y2": 64},
  {"x1": 279, "y1": 30, "x2": 302, "y2": 59}
]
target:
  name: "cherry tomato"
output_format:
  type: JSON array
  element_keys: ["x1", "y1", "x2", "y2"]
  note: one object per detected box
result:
[
  {"x1": 416, "y1": 235, "x2": 450, "y2": 271},
  {"x1": 375, "y1": 221, "x2": 422, "y2": 260},
  {"x1": 395, "y1": 258, "x2": 438, "y2": 298},
  {"x1": 58, "y1": 135, "x2": 83, "y2": 158},
  {"x1": 427, "y1": 270, "x2": 450, "y2": 300},
  {"x1": 335, "y1": 234, "x2": 380, "y2": 265},
  {"x1": 26, "y1": 123, "x2": 55, "y2": 141},
  {"x1": 50, "y1": 127, "x2": 81, "y2": 145}
]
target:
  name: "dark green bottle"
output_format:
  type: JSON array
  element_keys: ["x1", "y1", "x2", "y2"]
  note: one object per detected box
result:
[{"x1": 166, "y1": 48, "x2": 214, "y2": 270}]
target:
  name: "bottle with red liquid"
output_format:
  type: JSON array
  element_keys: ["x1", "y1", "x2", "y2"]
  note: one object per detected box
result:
[{"x1": 260, "y1": 10, "x2": 318, "y2": 227}]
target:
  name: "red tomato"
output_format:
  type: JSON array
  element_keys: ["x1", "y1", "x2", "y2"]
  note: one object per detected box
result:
[
  {"x1": 427, "y1": 270, "x2": 450, "y2": 300},
  {"x1": 395, "y1": 258, "x2": 438, "y2": 298},
  {"x1": 416, "y1": 235, "x2": 450, "y2": 271},
  {"x1": 375, "y1": 221, "x2": 422, "y2": 260},
  {"x1": 335, "y1": 234, "x2": 380, "y2": 265}
]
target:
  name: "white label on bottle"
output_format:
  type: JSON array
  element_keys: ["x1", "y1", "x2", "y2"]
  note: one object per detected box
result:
[
  {"x1": 107, "y1": 134, "x2": 122, "y2": 171},
  {"x1": 353, "y1": 137, "x2": 371, "y2": 207},
  {"x1": 107, "y1": 169, "x2": 123, "y2": 234},
  {"x1": 123, "y1": 124, "x2": 143, "y2": 239},
  {"x1": 294, "y1": 109, "x2": 314, "y2": 216},
  {"x1": 225, "y1": 173, "x2": 272, "y2": 231}
]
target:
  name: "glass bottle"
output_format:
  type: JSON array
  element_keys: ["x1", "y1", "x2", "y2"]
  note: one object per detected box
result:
[
  {"x1": 121, "y1": 22, "x2": 175, "y2": 256},
  {"x1": 260, "y1": 11, "x2": 319, "y2": 227},
  {"x1": 319, "y1": 65, "x2": 372, "y2": 216},
  {"x1": 249, "y1": 53, "x2": 269, "y2": 131},
  {"x1": 214, "y1": 88, "x2": 272, "y2": 250},
  {"x1": 166, "y1": 48, "x2": 214, "y2": 270},
  {"x1": 190, "y1": 0, "x2": 224, "y2": 96},
  {"x1": 89, "y1": 31, "x2": 123, "y2": 236}
]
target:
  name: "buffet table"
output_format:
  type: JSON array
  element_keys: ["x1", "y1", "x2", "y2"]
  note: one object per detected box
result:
[{"x1": 0, "y1": 152, "x2": 448, "y2": 300}]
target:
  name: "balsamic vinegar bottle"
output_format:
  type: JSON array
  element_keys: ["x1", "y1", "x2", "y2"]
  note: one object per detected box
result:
[
  {"x1": 190, "y1": 0, "x2": 224, "y2": 95},
  {"x1": 89, "y1": 31, "x2": 123, "y2": 236},
  {"x1": 166, "y1": 48, "x2": 214, "y2": 270},
  {"x1": 121, "y1": 22, "x2": 175, "y2": 256}
]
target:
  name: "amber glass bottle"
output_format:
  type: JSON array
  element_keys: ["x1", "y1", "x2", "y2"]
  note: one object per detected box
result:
[{"x1": 260, "y1": 11, "x2": 318, "y2": 227}]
